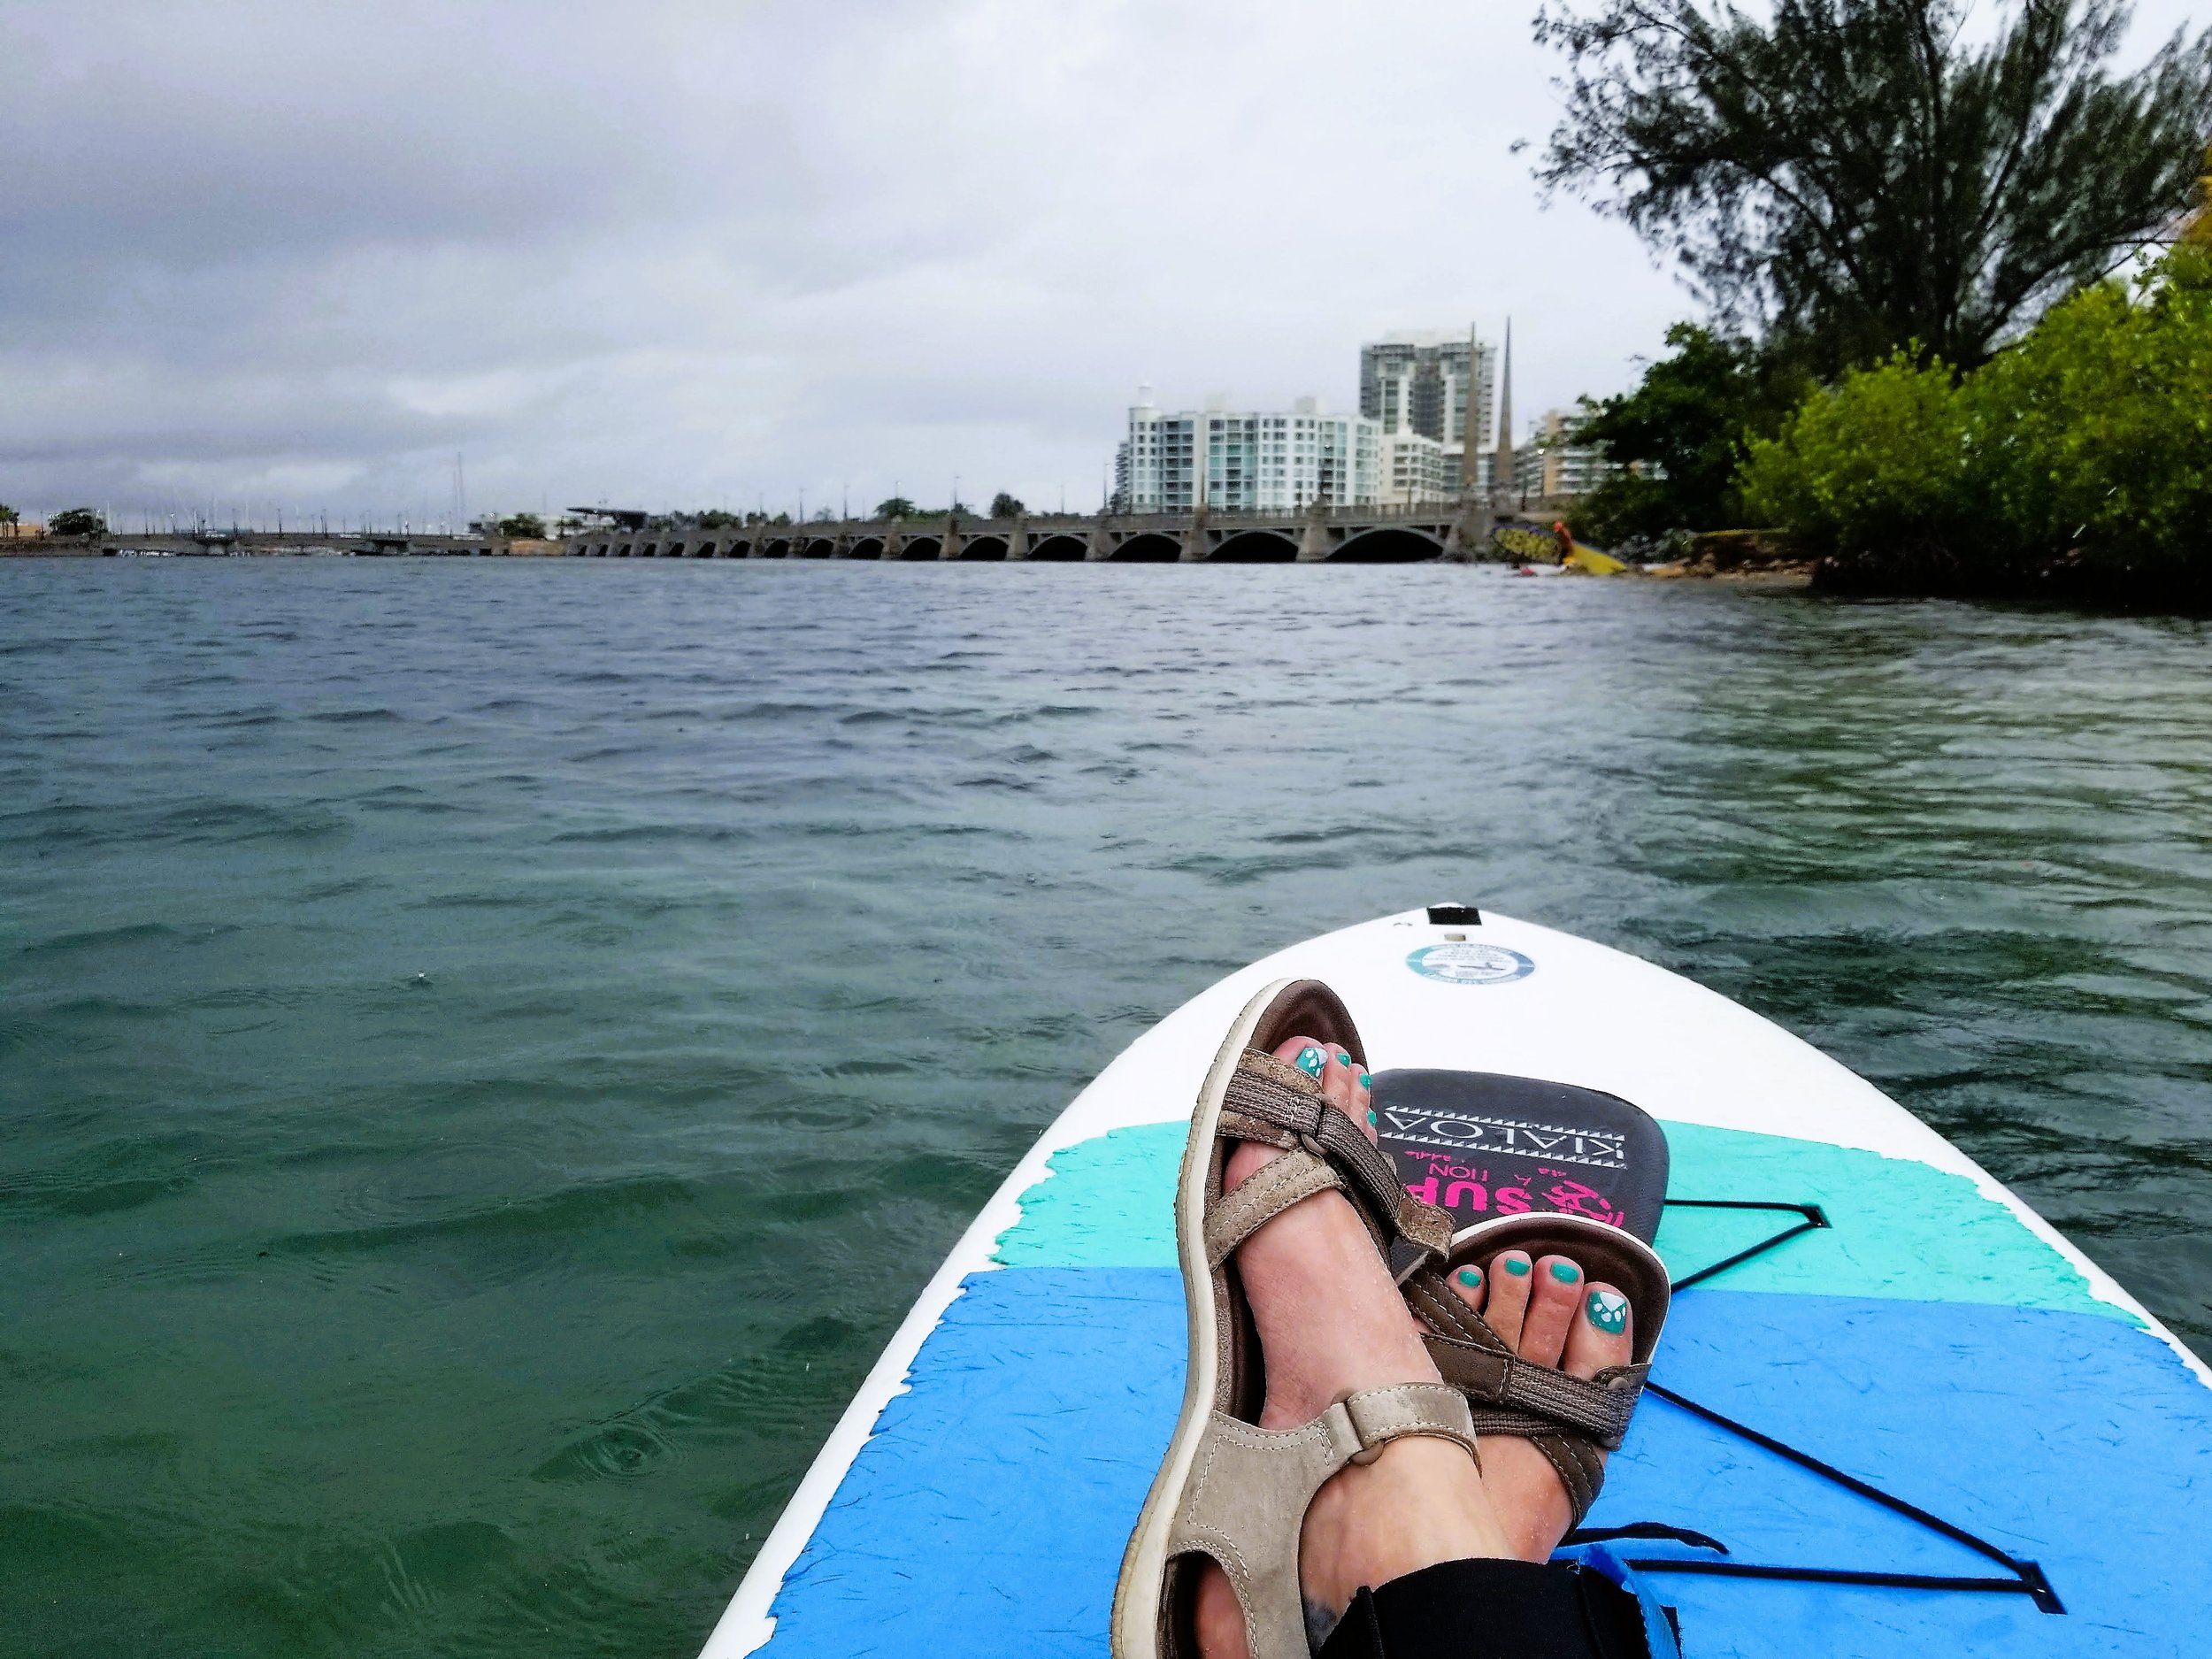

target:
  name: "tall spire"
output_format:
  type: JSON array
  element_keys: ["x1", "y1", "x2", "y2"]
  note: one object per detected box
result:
[{"x1": 1491, "y1": 317, "x2": 1514, "y2": 508}]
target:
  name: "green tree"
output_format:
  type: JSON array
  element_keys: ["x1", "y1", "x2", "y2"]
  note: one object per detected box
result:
[
  {"x1": 696, "y1": 509, "x2": 740, "y2": 528},
  {"x1": 1739, "y1": 351, "x2": 1978, "y2": 567},
  {"x1": 1535, "y1": 0, "x2": 2212, "y2": 371},
  {"x1": 0, "y1": 504, "x2": 18, "y2": 536},
  {"x1": 1740, "y1": 243, "x2": 2212, "y2": 595},
  {"x1": 1970, "y1": 242, "x2": 2212, "y2": 578},
  {"x1": 1571, "y1": 324, "x2": 1813, "y2": 541},
  {"x1": 989, "y1": 491, "x2": 1025, "y2": 518},
  {"x1": 495, "y1": 512, "x2": 547, "y2": 539},
  {"x1": 49, "y1": 507, "x2": 104, "y2": 537},
  {"x1": 874, "y1": 495, "x2": 918, "y2": 518}
]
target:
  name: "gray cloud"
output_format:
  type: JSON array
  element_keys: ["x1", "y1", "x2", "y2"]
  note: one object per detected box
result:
[{"x1": 1, "y1": 0, "x2": 2198, "y2": 522}]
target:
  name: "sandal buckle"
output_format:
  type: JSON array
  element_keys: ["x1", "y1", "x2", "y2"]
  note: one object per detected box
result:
[{"x1": 1321, "y1": 1400, "x2": 1381, "y2": 1466}]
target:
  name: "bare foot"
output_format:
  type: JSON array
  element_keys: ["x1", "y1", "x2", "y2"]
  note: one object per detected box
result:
[
  {"x1": 1191, "y1": 1038, "x2": 1512, "y2": 1659},
  {"x1": 1440, "y1": 1248, "x2": 1635, "y2": 1562}
]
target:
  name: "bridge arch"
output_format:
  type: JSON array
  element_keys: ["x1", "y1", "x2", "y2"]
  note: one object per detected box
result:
[
  {"x1": 1110, "y1": 532, "x2": 1180, "y2": 563},
  {"x1": 726, "y1": 539, "x2": 752, "y2": 558},
  {"x1": 760, "y1": 537, "x2": 792, "y2": 558},
  {"x1": 801, "y1": 536, "x2": 837, "y2": 558},
  {"x1": 959, "y1": 534, "x2": 1009, "y2": 561},
  {"x1": 846, "y1": 536, "x2": 885, "y2": 560},
  {"x1": 1332, "y1": 526, "x2": 1444, "y2": 564},
  {"x1": 1209, "y1": 530, "x2": 1299, "y2": 564},
  {"x1": 1028, "y1": 534, "x2": 1087, "y2": 561},
  {"x1": 897, "y1": 535, "x2": 941, "y2": 561}
]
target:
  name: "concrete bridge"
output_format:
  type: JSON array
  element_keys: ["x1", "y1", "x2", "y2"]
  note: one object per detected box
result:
[
  {"x1": 58, "y1": 530, "x2": 527, "y2": 557},
  {"x1": 562, "y1": 503, "x2": 1502, "y2": 564}
]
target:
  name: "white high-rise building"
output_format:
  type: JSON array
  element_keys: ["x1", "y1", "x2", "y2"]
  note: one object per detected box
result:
[
  {"x1": 1359, "y1": 329, "x2": 1499, "y2": 500},
  {"x1": 1120, "y1": 393, "x2": 1379, "y2": 512}
]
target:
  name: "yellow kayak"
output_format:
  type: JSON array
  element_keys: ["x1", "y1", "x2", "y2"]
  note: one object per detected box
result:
[{"x1": 1563, "y1": 541, "x2": 1629, "y2": 575}]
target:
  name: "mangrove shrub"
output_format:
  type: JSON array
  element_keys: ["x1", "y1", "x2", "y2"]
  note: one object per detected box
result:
[{"x1": 1740, "y1": 247, "x2": 2212, "y2": 597}]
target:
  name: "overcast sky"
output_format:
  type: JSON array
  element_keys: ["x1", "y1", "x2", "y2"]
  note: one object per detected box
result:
[{"x1": 0, "y1": 0, "x2": 2199, "y2": 525}]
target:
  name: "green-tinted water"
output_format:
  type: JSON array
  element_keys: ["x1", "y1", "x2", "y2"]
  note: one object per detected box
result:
[{"x1": 4, "y1": 561, "x2": 2209, "y2": 1656}]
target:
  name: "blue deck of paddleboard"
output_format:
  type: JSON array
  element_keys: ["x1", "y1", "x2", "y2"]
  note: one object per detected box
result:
[
  {"x1": 763, "y1": 1271, "x2": 2211, "y2": 1657},
  {"x1": 754, "y1": 1117, "x2": 2212, "y2": 1656}
]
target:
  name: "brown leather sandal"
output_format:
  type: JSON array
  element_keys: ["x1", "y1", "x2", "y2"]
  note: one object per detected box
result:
[
  {"x1": 1110, "y1": 979, "x2": 1471, "y2": 1659},
  {"x1": 1401, "y1": 1214, "x2": 1671, "y2": 1527}
]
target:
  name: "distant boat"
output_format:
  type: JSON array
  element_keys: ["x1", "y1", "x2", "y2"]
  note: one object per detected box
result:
[{"x1": 1492, "y1": 521, "x2": 1630, "y2": 575}]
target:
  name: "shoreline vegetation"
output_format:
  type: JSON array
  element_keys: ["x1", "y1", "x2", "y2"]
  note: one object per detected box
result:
[{"x1": 1544, "y1": 0, "x2": 2212, "y2": 611}]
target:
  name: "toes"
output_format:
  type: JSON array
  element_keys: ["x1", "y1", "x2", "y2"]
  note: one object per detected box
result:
[
  {"x1": 1272, "y1": 1037, "x2": 1377, "y2": 1143},
  {"x1": 1479, "y1": 1249, "x2": 1532, "y2": 1348},
  {"x1": 1330, "y1": 1046, "x2": 1377, "y2": 1144},
  {"x1": 1517, "y1": 1255, "x2": 1585, "y2": 1368},
  {"x1": 1563, "y1": 1280, "x2": 1633, "y2": 1380},
  {"x1": 1448, "y1": 1260, "x2": 1486, "y2": 1312}
]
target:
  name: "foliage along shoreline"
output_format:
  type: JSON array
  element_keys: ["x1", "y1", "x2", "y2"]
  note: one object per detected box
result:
[
  {"x1": 1535, "y1": 0, "x2": 2212, "y2": 611},
  {"x1": 1573, "y1": 243, "x2": 2212, "y2": 611}
]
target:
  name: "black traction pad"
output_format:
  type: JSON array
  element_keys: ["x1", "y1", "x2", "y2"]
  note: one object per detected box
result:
[{"x1": 1369, "y1": 1070, "x2": 1670, "y2": 1242}]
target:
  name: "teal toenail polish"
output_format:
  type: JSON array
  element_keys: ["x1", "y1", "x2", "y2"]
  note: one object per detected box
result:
[
  {"x1": 1550, "y1": 1261, "x2": 1580, "y2": 1284},
  {"x1": 1294, "y1": 1047, "x2": 1325, "y2": 1078},
  {"x1": 1457, "y1": 1268, "x2": 1482, "y2": 1288},
  {"x1": 1587, "y1": 1289, "x2": 1629, "y2": 1334},
  {"x1": 1503, "y1": 1257, "x2": 1530, "y2": 1277},
  {"x1": 1366, "y1": 1109, "x2": 1377, "y2": 1125},
  {"x1": 1357, "y1": 1072, "x2": 1371, "y2": 1088}
]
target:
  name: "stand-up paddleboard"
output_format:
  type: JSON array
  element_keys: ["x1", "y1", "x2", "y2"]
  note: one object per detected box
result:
[{"x1": 701, "y1": 909, "x2": 2212, "y2": 1657}]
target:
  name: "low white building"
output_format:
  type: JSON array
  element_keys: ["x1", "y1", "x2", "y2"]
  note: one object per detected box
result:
[
  {"x1": 1379, "y1": 431, "x2": 1453, "y2": 504},
  {"x1": 1120, "y1": 392, "x2": 1379, "y2": 511}
]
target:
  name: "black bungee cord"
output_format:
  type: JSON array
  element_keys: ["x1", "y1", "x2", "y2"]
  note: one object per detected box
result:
[{"x1": 1563, "y1": 1198, "x2": 2065, "y2": 1616}]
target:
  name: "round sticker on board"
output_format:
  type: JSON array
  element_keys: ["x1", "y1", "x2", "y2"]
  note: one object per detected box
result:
[{"x1": 1406, "y1": 942, "x2": 1535, "y2": 986}]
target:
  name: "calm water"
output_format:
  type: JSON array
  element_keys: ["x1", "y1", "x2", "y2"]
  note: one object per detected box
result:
[{"x1": 5, "y1": 560, "x2": 2211, "y2": 1656}]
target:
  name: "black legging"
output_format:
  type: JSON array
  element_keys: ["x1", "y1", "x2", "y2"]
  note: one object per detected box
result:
[{"x1": 1316, "y1": 1558, "x2": 1670, "y2": 1659}]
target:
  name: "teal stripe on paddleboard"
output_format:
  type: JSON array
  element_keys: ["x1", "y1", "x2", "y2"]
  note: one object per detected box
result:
[
  {"x1": 1659, "y1": 1122, "x2": 2117, "y2": 1320},
  {"x1": 992, "y1": 1118, "x2": 2123, "y2": 1322},
  {"x1": 992, "y1": 1125, "x2": 1179, "y2": 1268}
]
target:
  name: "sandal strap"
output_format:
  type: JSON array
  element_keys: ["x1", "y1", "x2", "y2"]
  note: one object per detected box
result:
[
  {"x1": 1222, "y1": 1051, "x2": 1453, "y2": 1280},
  {"x1": 1331, "y1": 1381, "x2": 1481, "y2": 1463},
  {"x1": 1402, "y1": 1266, "x2": 1649, "y2": 1528},
  {"x1": 1204, "y1": 1148, "x2": 1344, "y2": 1270},
  {"x1": 1167, "y1": 1385, "x2": 1479, "y2": 1659},
  {"x1": 1405, "y1": 1268, "x2": 1649, "y2": 1448},
  {"x1": 1531, "y1": 1434, "x2": 1609, "y2": 1533},
  {"x1": 1426, "y1": 1339, "x2": 1647, "y2": 1447}
]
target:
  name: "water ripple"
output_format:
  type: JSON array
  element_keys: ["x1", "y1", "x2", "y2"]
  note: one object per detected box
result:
[{"x1": 3, "y1": 561, "x2": 2209, "y2": 1655}]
